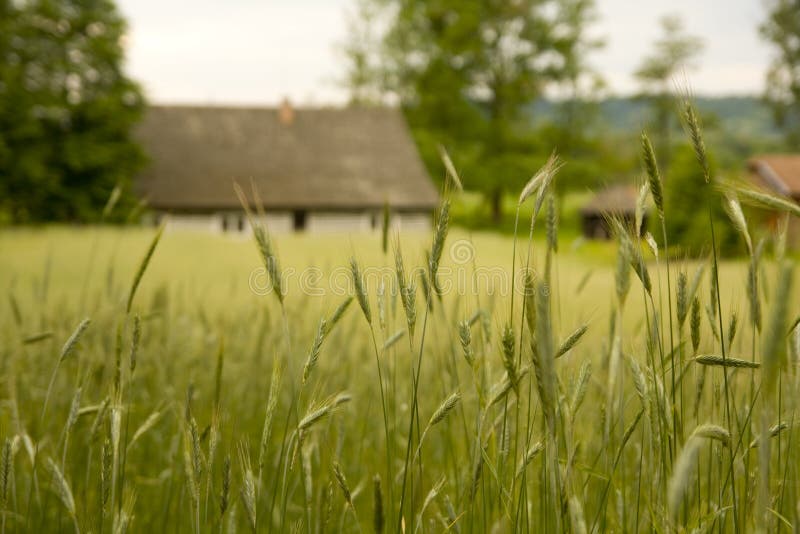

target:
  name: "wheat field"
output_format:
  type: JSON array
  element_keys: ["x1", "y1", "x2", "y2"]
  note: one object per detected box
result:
[{"x1": 1, "y1": 108, "x2": 800, "y2": 533}]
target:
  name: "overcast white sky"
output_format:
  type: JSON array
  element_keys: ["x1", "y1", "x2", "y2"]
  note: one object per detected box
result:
[{"x1": 118, "y1": 0, "x2": 773, "y2": 106}]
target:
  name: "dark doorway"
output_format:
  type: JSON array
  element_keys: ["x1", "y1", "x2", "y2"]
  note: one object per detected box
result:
[{"x1": 293, "y1": 210, "x2": 307, "y2": 231}]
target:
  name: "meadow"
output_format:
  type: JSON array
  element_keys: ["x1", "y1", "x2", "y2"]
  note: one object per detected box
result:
[{"x1": 1, "y1": 107, "x2": 800, "y2": 534}]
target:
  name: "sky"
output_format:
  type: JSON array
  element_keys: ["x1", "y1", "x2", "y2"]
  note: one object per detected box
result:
[{"x1": 117, "y1": 0, "x2": 773, "y2": 106}]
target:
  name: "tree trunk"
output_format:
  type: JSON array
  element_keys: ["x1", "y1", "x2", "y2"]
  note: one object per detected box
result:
[{"x1": 490, "y1": 187, "x2": 503, "y2": 224}]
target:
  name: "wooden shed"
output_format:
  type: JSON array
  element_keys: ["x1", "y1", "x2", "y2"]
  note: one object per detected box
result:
[
  {"x1": 580, "y1": 185, "x2": 645, "y2": 239},
  {"x1": 747, "y1": 154, "x2": 800, "y2": 246}
]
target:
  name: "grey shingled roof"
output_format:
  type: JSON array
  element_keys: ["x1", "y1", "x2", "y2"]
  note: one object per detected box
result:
[{"x1": 135, "y1": 105, "x2": 439, "y2": 211}]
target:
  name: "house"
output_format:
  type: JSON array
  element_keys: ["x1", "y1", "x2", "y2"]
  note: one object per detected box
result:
[
  {"x1": 580, "y1": 185, "x2": 645, "y2": 239},
  {"x1": 747, "y1": 154, "x2": 800, "y2": 245},
  {"x1": 135, "y1": 101, "x2": 439, "y2": 233}
]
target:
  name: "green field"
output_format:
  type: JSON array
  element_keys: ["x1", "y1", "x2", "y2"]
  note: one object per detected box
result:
[{"x1": 0, "y1": 213, "x2": 798, "y2": 532}]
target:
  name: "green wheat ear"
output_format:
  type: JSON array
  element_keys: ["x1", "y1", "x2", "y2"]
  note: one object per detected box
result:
[
  {"x1": 127, "y1": 222, "x2": 165, "y2": 314},
  {"x1": 680, "y1": 99, "x2": 710, "y2": 183}
]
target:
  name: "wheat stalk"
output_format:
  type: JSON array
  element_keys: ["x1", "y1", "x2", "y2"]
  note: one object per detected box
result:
[
  {"x1": 761, "y1": 263, "x2": 793, "y2": 394},
  {"x1": 383, "y1": 329, "x2": 405, "y2": 350},
  {"x1": 332, "y1": 461, "x2": 355, "y2": 511},
  {"x1": 734, "y1": 184, "x2": 800, "y2": 218},
  {"x1": 416, "y1": 476, "x2": 446, "y2": 527},
  {"x1": 667, "y1": 437, "x2": 701, "y2": 521},
  {"x1": 302, "y1": 318, "x2": 327, "y2": 384},
  {"x1": 458, "y1": 320, "x2": 474, "y2": 366},
  {"x1": 327, "y1": 296, "x2": 354, "y2": 331},
  {"x1": 501, "y1": 324, "x2": 518, "y2": 391},
  {"x1": 373, "y1": 475, "x2": 384, "y2": 534},
  {"x1": 46, "y1": 458, "x2": 78, "y2": 532},
  {"x1": 42, "y1": 318, "x2": 91, "y2": 421},
  {"x1": 694, "y1": 355, "x2": 760, "y2": 368},
  {"x1": 129, "y1": 314, "x2": 141, "y2": 373},
  {"x1": 438, "y1": 145, "x2": 463, "y2": 192},
  {"x1": 126, "y1": 411, "x2": 162, "y2": 451},
  {"x1": 635, "y1": 181, "x2": 648, "y2": 237},
  {"x1": 0, "y1": 438, "x2": 11, "y2": 512},
  {"x1": 429, "y1": 201, "x2": 451, "y2": 284},
  {"x1": 691, "y1": 297, "x2": 701, "y2": 353},
  {"x1": 569, "y1": 361, "x2": 592, "y2": 420},
  {"x1": 258, "y1": 362, "x2": 282, "y2": 481},
  {"x1": 515, "y1": 441, "x2": 544, "y2": 479},
  {"x1": 691, "y1": 423, "x2": 731, "y2": 447},
  {"x1": 555, "y1": 323, "x2": 589, "y2": 359},
  {"x1": 723, "y1": 193, "x2": 753, "y2": 255},
  {"x1": 350, "y1": 257, "x2": 372, "y2": 324},
  {"x1": 394, "y1": 242, "x2": 417, "y2": 341},
  {"x1": 640, "y1": 133, "x2": 664, "y2": 218},
  {"x1": 680, "y1": 99, "x2": 710, "y2": 183},
  {"x1": 126, "y1": 223, "x2": 165, "y2": 313},
  {"x1": 238, "y1": 444, "x2": 257, "y2": 533},
  {"x1": 220, "y1": 454, "x2": 231, "y2": 518},
  {"x1": 413, "y1": 391, "x2": 461, "y2": 462}
]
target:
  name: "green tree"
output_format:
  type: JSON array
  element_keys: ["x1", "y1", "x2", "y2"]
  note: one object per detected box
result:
[
  {"x1": 761, "y1": 0, "x2": 800, "y2": 145},
  {"x1": 0, "y1": 0, "x2": 145, "y2": 223},
  {"x1": 662, "y1": 144, "x2": 739, "y2": 256},
  {"x1": 634, "y1": 15, "x2": 703, "y2": 171},
  {"x1": 340, "y1": 0, "x2": 386, "y2": 106},
  {"x1": 343, "y1": 0, "x2": 601, "y2": 222}
]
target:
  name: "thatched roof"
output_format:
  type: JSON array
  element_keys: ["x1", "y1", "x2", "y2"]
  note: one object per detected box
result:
[
  {"x1": 748, "y1": 155, "x2": 800, "y2": 199},
  {"x1": 135, "y1": 105, "x2": 439, "y2": 211},
  {"x1": 580, "y1": 185, "x2": 639, "y2": 216}
]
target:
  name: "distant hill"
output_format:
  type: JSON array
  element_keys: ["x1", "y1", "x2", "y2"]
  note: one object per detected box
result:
[{"x1": 529, "y1": 95, "x2": 782, "y2": 141}]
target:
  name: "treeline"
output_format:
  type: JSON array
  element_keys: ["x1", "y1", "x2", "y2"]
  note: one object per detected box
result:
[{"x1": 339, "y1": 1, "x2": 799, "y2": 252}]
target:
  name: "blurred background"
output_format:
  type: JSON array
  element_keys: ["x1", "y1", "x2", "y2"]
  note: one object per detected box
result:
[{"x1": 1, "y1": 0, "x2": 799, "y2": 254}]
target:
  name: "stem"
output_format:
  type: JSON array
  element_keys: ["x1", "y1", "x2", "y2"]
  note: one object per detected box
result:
[
  {"x1": 368, "y1": 326, "x2": 392, "y2": 524},
  {"x1": 709, "y1": 215, "x2": 739, "y2": 534},
  {"x1": 397, "y1": 292, "x2": 432, "y2": 532},
  {"x1": 659, "y1": 217, "x2": 677, "y2": 448}
]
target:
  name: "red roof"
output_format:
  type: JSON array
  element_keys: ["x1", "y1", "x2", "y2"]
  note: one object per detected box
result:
[{"x1": 747, "y1": 155, "x2": 800, "y2": 198}]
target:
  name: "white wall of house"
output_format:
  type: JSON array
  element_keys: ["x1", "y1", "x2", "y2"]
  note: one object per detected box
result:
[
  {"x1": 246, "y1": 213, "x2": 293, "y2": 234},
  {"x1": 306, "y1": 212, "x2": 373, "y2": 233},
  {"x1": 394, "y1": 212, "x2": 431, "y2": 232},
  {"x1": 305, "y1": 211, "x2": 432, "y2": 233},
  {"x1": 157, "y1": 209, "x2": 431, "y2": 234},
  {"x1": 163, "y1": 213, "x2": 224, "y2": 233}
]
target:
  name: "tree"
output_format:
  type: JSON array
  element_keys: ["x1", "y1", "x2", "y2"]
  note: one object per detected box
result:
[
  {"x1": 634, "y1": 15, "x2": 703, "y2": 171},
  {"x1": 662, "y1": 143, "x2": 739, "y2": 256},
  {"x1": 760, "y1": 0, "x2": 800, "y2": 145},
  {"x1": 342, "y1": 0, "x2": 601, "y2": 222},
  {"x1": 0, "y1": 0, "x2": 145, "y2": 223},
  {"x1": 340, "y1": 0, "x2": 387, "y2": 106}
]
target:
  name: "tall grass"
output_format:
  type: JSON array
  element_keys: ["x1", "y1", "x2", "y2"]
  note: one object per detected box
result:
[{"x1": 1, "y1": 98, "x2": 799, "y2": 533}]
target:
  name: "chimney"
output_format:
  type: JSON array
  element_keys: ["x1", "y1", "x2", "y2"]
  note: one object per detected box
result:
[{"x1": 278, "y1": 97, "x2": 294, "y2": 126}]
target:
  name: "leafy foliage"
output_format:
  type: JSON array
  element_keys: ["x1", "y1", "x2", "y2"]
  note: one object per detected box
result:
[
  {"x1": 634, "y1": 15, "x2": 703, "y2": 170},
  {"x1": 0, "y1": 0, "x2": 145, "y2": 223},
  {"x1": 761, "y1": 0, "x2": 800, "y2": 145},
  {"x1": 342, "y1": 0, "x2": 602, "y2": 221},
  {"x1": 662, "y1": 144, "x2": 739, "y2": 255}
]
